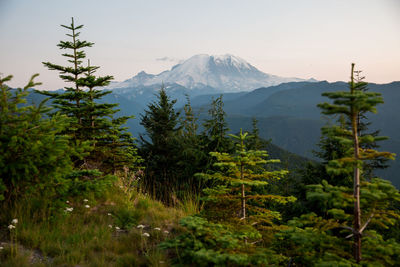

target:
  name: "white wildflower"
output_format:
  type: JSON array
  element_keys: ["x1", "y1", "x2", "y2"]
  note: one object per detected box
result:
[
  {"x1": 107, "y1": 213, "x2": 112, "y2": 216},
  {"x1": 85, "y1": 205, "x2": 90, "y2": 208},
  {"x1": 115, "y1": 226, "x2": 120, "y2": 230},
  {"x1": 65, "y1": 207, "x2": 73, "y2": 212},
  {"x1": 66, "y1": 200, "x2": 70, "y2": 204},
  {"x1": 137, "y1": 224, "x2": 145, "y2": 229},
  {"x1": 8, "y1": 225, "x2": 15, "y2": 230},
  {"x1": 108, "y1": 225, "x2": 113, "y2": 228},
  {"x1": 83, "y1": 199, "x2": 88, "y2": 202},
  {"x1": 11, "y1": 219, "x2": 18, "y2": 224},
  {"x1": 154, "y1": 227, "x2": 161, "y2": 231},
  {"x1": 163, "y1": 230, "x2": 169, "y2": 234},
  {"x1": 0, "y1": 246, "x2": 3, "y2": 250},
  {"x1": 142, "y1": 232, "x2": 150, "y2": 237}
]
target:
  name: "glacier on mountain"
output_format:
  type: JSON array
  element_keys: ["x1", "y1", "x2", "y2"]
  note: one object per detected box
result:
[{"x1": 108, "y1": 54, "x2": 313, "y2": 92}]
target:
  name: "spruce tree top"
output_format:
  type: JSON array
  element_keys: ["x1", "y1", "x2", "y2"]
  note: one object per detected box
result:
[
  {"x1": 43, "y1": 17, "x2": 94, "y2": 91},
  {"x1": 317, "y1": 63, "x2": 395, "y2": 165}
]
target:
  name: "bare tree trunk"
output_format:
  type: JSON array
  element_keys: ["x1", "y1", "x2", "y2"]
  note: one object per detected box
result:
[
  {"x1": 351, "y1": 63, "x2": 362, "y2": 263},
  {"x1": 353, "y1": 130, "x2": 361, "y2": 263}
]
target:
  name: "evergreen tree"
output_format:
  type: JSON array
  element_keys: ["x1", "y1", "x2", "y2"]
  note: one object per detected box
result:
[
  {"x1": 40, "y1": 17, "x2": 93, "y2": 142},
  {"x1": 202, "y1": 95, "x2": 232, "y2": 154},
  {"x1": 39, "y1": 18, "x2": 138, "y2": 172},
  {"x1": 181, "y1": 95, "x2": 198, "y2": 138},
  {"x1": 80, "y1": 59, "x2": 114, "y2": 143},
  {"x1": 0, "y1": 74, "x2": 75, "y2": 202},
  {"x1": 139, "y1": 85, "x2": 182, "y2": 202},
  {"x1": 317, "y1": 63, "x2": 395, "y2": 262},
  {"x1": 349, "y1": 70, "x2": 390, "y2": 179},
  {"x1": 177, "y1": 96, "x2": 208, "y2": 194},
  {"x1": 197, "y1": 129, "x2": 294, "y2": 223},
  {"x1": 80, "y1": 59, "x2": 138, "y2": 172},
  {"x1": 100, "y1": 115, "x2": 142, "y2": 174},
  {"x1": 247, "y1": 117, "x2": 269, "y2": 151},
  {"x1": 312, "y1": 116, "x2": 353, "y2": 187}
]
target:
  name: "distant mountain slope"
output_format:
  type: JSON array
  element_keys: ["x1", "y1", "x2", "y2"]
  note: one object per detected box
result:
[
  {"x1": 217, "y1": 81, "x2": 400, "y2": 187},
  {"x1": 108, "y1": 54, "x2": 314, "y2": 93},
  {"x1": 225, "y1": 115, "x2": 324, "y2": 159}
]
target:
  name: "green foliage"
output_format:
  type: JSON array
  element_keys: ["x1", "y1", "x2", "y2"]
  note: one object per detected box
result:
[
  {"x1": 0, "y1": 184, "x2": 181, "y2": 266},
  {"x1": 317, "y1": 65, "x2": 395, "y2": 174},
  {"x1": 315, "y1": 64, "x2": 395, "y2": 262},
  {"x1": 140, "y1": 85, "x2": 183, "y2": 202},
  {"x1": 0, "y1": 75, "x2": 74, "y2": 202},
  {"x1": 160, "y1": 216, "x2": 286, "y2": 266},
  {"x1": 197, "y1": 129, "x2": 294, "y2": 224},
  {"x1": 177, "y1": 96, "x2": 209, "y2": 195},
  {"x1": 202, "y1": 95, "x2": 233, "y2": 154},
  {"x1": 112, "y1": 205, "x2": 140, "y2": 229},
  {"x1": 274, "y1": 213, "x2": 354, "y2": 266},
  {"x1": 40, "y1": 18, "x2": 94, "y2": 142},
  {"x1": 246, "y1": 117, "x2": 269, "y2": 151},
  {"x1": 40, "y1": 17, "x2": 139, "y2": 173},
  {"x1": 275, "y1": 211, "x2": 400, "y2": 266},
  {"x1": 65, "y1": 170, "x2": 116, "y2": 198},
  {"x1": 278, "y1": 64, "x2": 400, "y2": 265}
]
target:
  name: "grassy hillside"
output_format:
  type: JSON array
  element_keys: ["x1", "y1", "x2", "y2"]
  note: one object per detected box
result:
[{"x1": 0, "y1": 181, "x2": 199, "y2": 266}]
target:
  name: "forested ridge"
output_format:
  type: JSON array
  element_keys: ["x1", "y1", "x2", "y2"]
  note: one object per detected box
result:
[{"x1": 1, "y1": 18, "x2": 399, "y2": 266}]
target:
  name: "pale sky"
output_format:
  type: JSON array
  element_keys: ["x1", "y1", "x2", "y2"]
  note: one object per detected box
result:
[{"x1": 1, "y1": 0, "x2": 399, "y2": 90}]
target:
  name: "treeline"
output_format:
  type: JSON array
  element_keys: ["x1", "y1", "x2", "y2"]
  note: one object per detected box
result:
[{"x1": 1, "y1": 18, "x2": 400, "y2": 266}]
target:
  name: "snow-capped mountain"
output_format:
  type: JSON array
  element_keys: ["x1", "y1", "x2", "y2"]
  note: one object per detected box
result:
[{"x1": 108, "y1": 54, "x2": 313, "y2": 92}]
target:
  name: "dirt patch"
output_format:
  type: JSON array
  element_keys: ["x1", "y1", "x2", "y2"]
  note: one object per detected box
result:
[{"x1": 0, "y1": 241, "x2": 53, "y2": 265}]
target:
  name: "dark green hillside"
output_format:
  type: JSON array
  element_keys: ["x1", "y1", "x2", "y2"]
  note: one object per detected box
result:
[
  {"x1": 264, "y1": 140, "x2": 313, "y2": 170},
  {"x1": 224, "y1": 81, "x2": 319, "y2": 115},
  {"x1": 227, "y1": 115, "x2": 323, "y2": 158},
  {"x1": 190, "y1": 91, "x2": 247, "y2": 107},
  {"x1": 250, "y1": 81, "x2": 347, "y2": 118}
]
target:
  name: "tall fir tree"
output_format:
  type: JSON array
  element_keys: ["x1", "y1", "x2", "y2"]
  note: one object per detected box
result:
[
  {"x1": 40, "y1": 17, "x2": 93, "y2": 142},
  {"x1": 317, "y1": 63, "x2": 395, "y2": 262},
  {"x1": 247, "y1": 117, "x2": 269, "y2": 151},
  {"x1": 202, "y1": 95, "x2": 232, "y2": 154},
  {"x1": 201, "y1": 95, "x2": 233, "y2": 175},
  {"x1": 275, "y1": 65, "x2": 400, "y2": 266},
  {"x1": 80, "y1": 59, "x2": 138, "y2": 171},
  {"x1": 177, "y1": 96, "x2": 208, "y2": 194},
  {"x1": 139, "y1": 85, "x2": 182, "y2": 202},
  {"x1": 39, "y1": 18, "x2": 138, "y2": 172},
  {"x1": 349, "y1": 70, "x2": 390, "y2": 179},
  {"x1": 181, "y1": 95, "x2": 198, "y2": 138}
]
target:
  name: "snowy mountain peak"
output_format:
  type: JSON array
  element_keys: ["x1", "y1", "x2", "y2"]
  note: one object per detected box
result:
[
  {"x1": 212, "y1": 54, "x2": 251, "y2": 69},
  {"x1": 109, "y1": 54, "x2": 312, "y2": 92}
]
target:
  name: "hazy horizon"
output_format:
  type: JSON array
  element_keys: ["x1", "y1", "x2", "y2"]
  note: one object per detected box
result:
[{"x1": 1, "y1": 0, "x2": 399, "y2": 90}]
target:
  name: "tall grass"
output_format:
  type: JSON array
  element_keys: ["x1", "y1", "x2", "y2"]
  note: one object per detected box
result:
[
  {"x1": 0, "y1": 180, "x2": 183, "y2": 266},
  {"x1": 175, "y1": 191, "x2": 203, "y2": 216}
]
